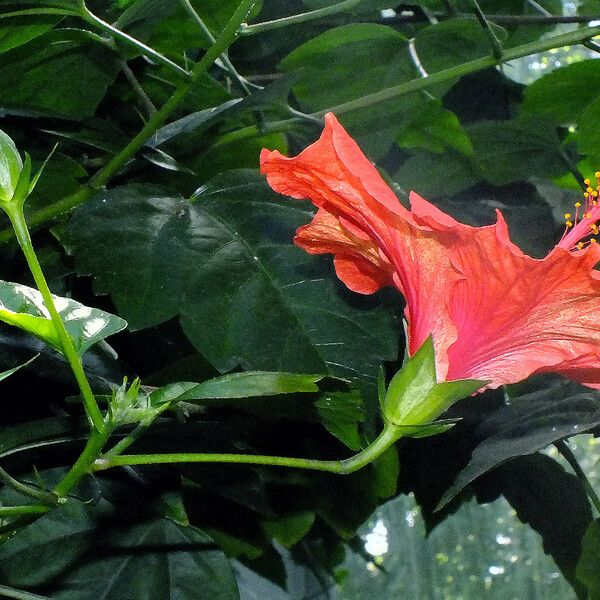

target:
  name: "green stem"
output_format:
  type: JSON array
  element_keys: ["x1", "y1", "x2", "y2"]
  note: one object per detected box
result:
[
  {"x1": 0, "y1": 584, "x2": 49, "y2": 600},
  {"x1": 88, "y1": 0, "x2": 257, "y2": 191},
  {"x1": 120, "y1": 59, "x2": 157, "y2": 117},
  {"x1": 95, "y1": 422, "x2": 401, "y2": 474},
  {"x1": 179, "y1": 0, "x2": 253, "y2": 96},
  {"x1": 0, "y1": 467, "x2": 57, "y2": 506},
  {"x1": 6, "y1": 207, "x2": 105, "y2": 433},
  {"x1": 78, "y1": 3, "x2": 191, "y2": 79},
  {"x1": 0, "y1": 20, "x2": 597, "y2": 243},
  {"x1": 321, "y1": 24, "x2": 600, "y2": 117},
  {"x1": 53, "y1": 427, "x2": 110, "y2": 497},
  {"x1": 239, "y1": 0, "x2": 364, "y2": 35},
  {"x1": 555, "y1": 440, "x2": 600, "y2": 516},
  {"x1": 0, "y1": 504, "x2": 49, "y2": 517}
]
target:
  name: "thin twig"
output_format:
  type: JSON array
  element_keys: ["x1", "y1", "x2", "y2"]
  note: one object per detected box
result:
[
  {"x1": 0, "y1": 466, "x2": 58, "y2": 506},
  {"x1": 468, "y1": 0, "x2": 503, "y2": 61},
  {"x1": 555, "y1": 440, "x2": 600, "y2": 516},
  {"x1": 179, "y1": 0, "x2": 254, "y2": 96},
  {"x1": 119, "y1": 60, "x2": 157, "y2": 118},
  {"x1": 380, "y1": 13, "x2": 600, "y2": 26}
]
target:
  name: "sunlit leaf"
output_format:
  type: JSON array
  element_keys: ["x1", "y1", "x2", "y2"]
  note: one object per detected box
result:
[{"x1": 0, "y1": 280, "x2": 127, "y2": 355}]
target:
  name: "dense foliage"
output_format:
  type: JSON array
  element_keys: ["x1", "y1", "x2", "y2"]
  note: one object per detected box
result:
[{"x1": 2, "y1": 0, "x2": 600, "y2": 598}]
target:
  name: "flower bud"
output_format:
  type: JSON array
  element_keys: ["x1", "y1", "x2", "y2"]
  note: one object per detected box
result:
[
  {"x1": 383, "y1": 337, "x2": 485, "y2": 435},
  {"x1": 0, "y1": 130, "x2": 22, "y2": 203}
]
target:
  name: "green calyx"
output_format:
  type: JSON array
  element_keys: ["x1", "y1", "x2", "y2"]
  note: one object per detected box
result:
[{"x1": 382, "y1": 336, "x2": 487, "y2": 437}]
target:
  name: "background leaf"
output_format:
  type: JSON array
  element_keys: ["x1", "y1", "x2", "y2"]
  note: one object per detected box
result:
[
  {"x1": 0, "y1": 500, "x2": 240, "y2": 600},
  {"x1": 67, "y1": 172, "x2": 398, "y2": 381}
]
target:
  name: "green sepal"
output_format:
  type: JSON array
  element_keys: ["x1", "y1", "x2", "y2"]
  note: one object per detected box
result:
[
  {"x1": 28, "y1": 143, "x2": 58, "y2": 197},
  {"x1": 10, "y1": 152, "x2": 32, "y2": 208},
  {"x1": 384, "y1": 336, "x2": 486, "y2": 429},
  {"x1": 394, "y1": 417, "x2": 461, "y2": 439}
]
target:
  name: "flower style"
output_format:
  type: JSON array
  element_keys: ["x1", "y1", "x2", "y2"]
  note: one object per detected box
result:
[{"x1": 260, "y1": 113, "x2": 600, "y2": 391}]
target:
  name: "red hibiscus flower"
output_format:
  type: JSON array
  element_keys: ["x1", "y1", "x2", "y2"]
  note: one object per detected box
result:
[{"x1": 260, "y1": 113, "x2": 600, "y2": 391}]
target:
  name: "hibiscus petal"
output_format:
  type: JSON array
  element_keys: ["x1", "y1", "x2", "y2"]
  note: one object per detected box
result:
[
  {"x1": 445, "y1": 227, "x2": 600, "y2": 388},
  {"x1": 261, "y1": 112, "x2": 600, "y2": 391},
  {"x1": 261, "y1": 113, "x2": 460, "y2": 377},
  {"x1": 294, "y1": 208, "x2": 393, "y2": 294}
]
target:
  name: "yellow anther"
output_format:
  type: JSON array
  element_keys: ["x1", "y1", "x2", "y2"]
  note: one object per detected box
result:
[
  {"x1": 592, "y1": 238, "x2": 597, "y2": 244},
  {"x1": 593, "y1": 191, "x2": 598, "y2": 197},
  {"x1": 585, "y1": 179, "x2": 591, "y2": 185},
  {"x1": 587, "y1": 187, "x2": 594, "y2": 194},
  {"x1": 577, "y1": 242, "x2": 585, "y2": 250},
  {"x1": 595, "y1": 171, "x2": 600, "y2": 178},
  {"x1": 564, "y1": 213, "x2": 572, "y2": 219},
  {"x1": 576, "y1": 202, "x2": 582, "y2": 207},
  {"x1": 584, "y1": 192, "x2": 589, "y2": 198},
  {"x1": 566, "y1": 221, "x2": 573, "y2": 227}
]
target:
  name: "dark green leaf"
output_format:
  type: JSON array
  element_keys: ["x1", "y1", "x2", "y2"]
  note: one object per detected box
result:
[
  {"x1": 0, "y1": 30, "x2": 119, "y2": 119},
  {"x1": 496, "y1": 454, "x2": 592, "y2": 598},
  {"x1": 577, "y1": 520, "x2": 600, "y2": 600},
  {"x1": 466, "y1": 116, "x2": 566, "y2": 185},
  {"x1": 396, "y1": 100, "x2": 473, "y2": 155},
  {"x1": 576, "y1": 95, "x2": 600, "y2": 165},
  {"x1": 0, "y1": 416, "x2": 87, "y2": 460},
  {"x1": 279, "y1": 24, "x2": 417, "y2": 155},
  {"x1": 0, "y1": 15, "x2": 60, "y2": 53},
  {"x1": 0, "y1": 500, "x2": 240, "y2": 600},
  {"x1": 262, "y1": 511, "x2": 315, "y2": 548},
  {"x1": 439, "y1": 387, "x2": 600, "y2": 509},
  {"x1": 315, "y1": 389, "x2": 365, "y2": 450},
  {"x1": 0, "y1": 279, "x2": 127, "y2": 355},
  {"x1": 67, "y1": 172, "x2": 398, "y2": 381},
  {"x1": 394, "y1": 148, "x2": 483, "y2": 199},
  {"x1": 146, "y1": 99, "x2": 242, "y2": 148}
]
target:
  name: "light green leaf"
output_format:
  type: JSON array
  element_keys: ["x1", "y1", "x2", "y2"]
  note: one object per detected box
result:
[
  {"x1": 0, "y1": 280, "x2": 127, "y2": 355},
  {"x1": 150, "y1": 372, "x2": 324, "y2": 405},
  {"x1": 522, "y1": 59, "x2": 600, "y2": 124}
]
